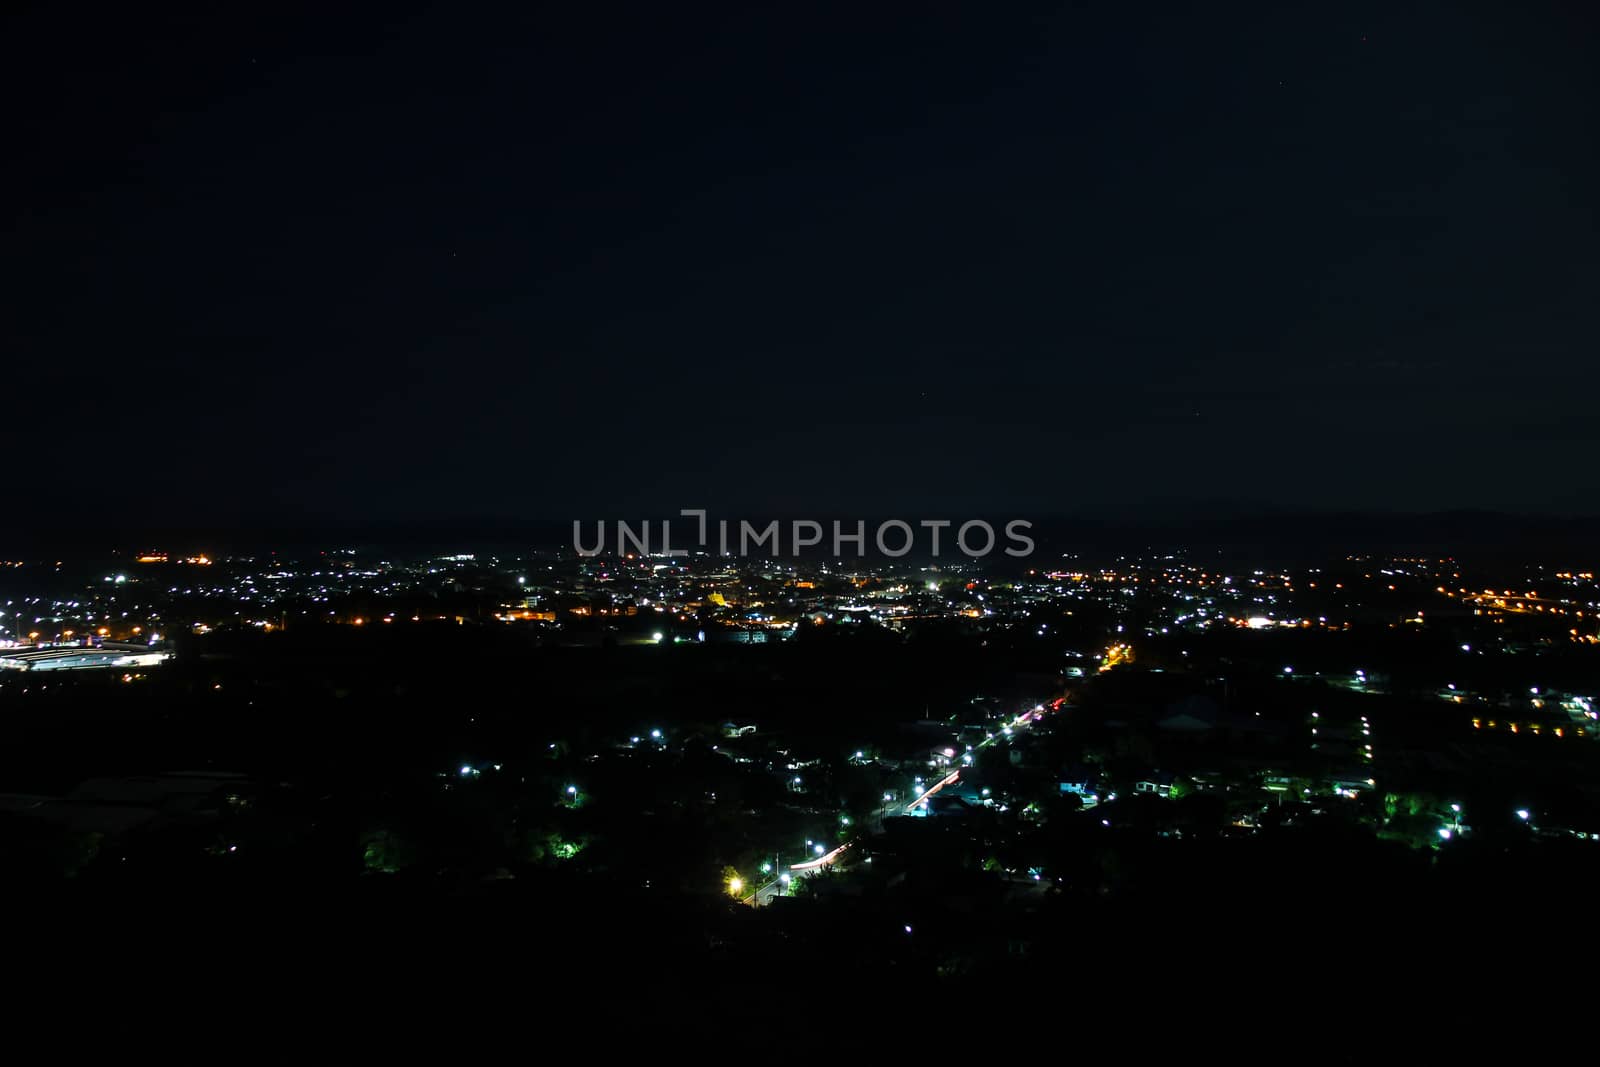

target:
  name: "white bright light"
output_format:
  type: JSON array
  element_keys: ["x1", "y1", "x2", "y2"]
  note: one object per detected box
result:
[{"x1": 1517, "y1": 809, "x2": 1531, "y2": 821}]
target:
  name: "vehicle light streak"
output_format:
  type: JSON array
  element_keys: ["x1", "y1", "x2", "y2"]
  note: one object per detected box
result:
[
  {"x1": 789, "y1": 842, "x2": 851, "y2": 871},
  {"x1": 904, "y1": 769, "x2": 961, "y2": 813}
]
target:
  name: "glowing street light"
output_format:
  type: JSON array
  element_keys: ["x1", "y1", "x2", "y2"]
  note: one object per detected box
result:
[{"x1": 728, "y1": 876, "x2": 743, "y2": 896}]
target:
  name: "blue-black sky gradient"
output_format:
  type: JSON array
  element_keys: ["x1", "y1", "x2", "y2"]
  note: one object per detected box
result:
[{"x1": 6, "y1": 1, "x2": 1597, "y2": 531}]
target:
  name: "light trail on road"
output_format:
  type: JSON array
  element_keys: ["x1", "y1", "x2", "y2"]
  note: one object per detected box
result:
[
  {"x1": 745, "y1": 698, "x2": 1067, "y2": 904},
  {"x1": 789, "y1": 841, "x2": 851, "y2": 871},
  {"x1": 904, "y1": 769, "x2": 961, "y2": 813}
]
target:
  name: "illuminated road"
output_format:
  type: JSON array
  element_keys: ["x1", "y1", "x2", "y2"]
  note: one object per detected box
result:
[
  {"x1": 790, "y1": 841, "x2": 851, "y2": 871},
  {"x1": 903, "y1": 770, "x2": 961, "y2": 813},
  {"x1": 743, "y1": 842, "x2": 852, "y2": 906},
  {"x1": 898, "y1": 697, "x2": 1066, "y2": 813},
  {"x1": 751, "y1": 878, "x2": 787, "y2": 906},
  {"x1": 744, "y1": 697, "x2": 1066, "y2": 906}
]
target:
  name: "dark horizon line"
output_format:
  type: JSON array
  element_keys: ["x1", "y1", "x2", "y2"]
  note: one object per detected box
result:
[{"x1": 4, "y1": 507, "x2": 1597, "y2": 563}]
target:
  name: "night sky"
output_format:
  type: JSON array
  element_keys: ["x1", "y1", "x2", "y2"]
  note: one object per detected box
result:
[{"x1": 7, "y1": 2, "x2": 1596, "y2": 533}]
